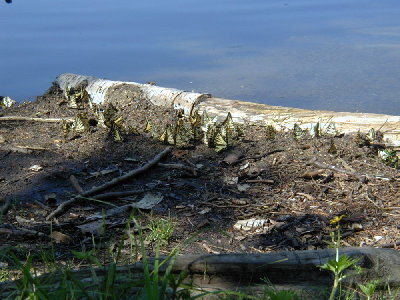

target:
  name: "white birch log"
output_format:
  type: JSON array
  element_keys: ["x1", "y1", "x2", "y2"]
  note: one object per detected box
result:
[
  {"x1": 55, "y1": 73, "x2": 400, "y2": 146},
  {"x1": 56, "y1": 73, "x2": 210, "y2": 114},
  {"x1": 197, "y1": 98, "x2": 400, "y2": 147}
]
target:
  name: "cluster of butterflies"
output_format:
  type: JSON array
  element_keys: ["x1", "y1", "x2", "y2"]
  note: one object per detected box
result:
[
  {"x1": 61, "y1": 93, "x2": 244, "y2": 152},
  {"x1": 64, "y1": 87, "x2": 90, "y2": 109},
  {"x1": 145, "y1": 110, "x2": 244, "y2": 152},
  {"x1": 292, "y1": 121, "x2": 338, "y2": 141},
  {"x1": 0, "y1": 96, "x2": 16, "y2": 109},
  {"x1": 354, "y1": 127, "x2": 384, "y2": 147}
]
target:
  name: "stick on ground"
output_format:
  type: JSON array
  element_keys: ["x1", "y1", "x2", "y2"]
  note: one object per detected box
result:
[
  {"x1": 46, "y1": 147, "x2": 171, "y2": 220},
  {"x1": 0, "y1": 116, "x2": 73, "y2": 123}
]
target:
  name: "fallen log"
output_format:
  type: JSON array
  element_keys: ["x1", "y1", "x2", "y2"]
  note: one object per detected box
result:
[
  {"x1": 0, "y1": 116, "x2": 72, "y2": 123},
  {"x1": 55, "y1": 73, "x2": 400, "y2": 147},
  {"x1": 56, "y1": 73, "x2": 210, "y2": 114},
  {"x1": 0, "y1": 247, "x2": 399, "y2": 298}
]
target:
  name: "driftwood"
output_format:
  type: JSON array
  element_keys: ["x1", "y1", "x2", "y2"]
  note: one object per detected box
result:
[
  {"x1": 0, "y1": 247, "x2": 399, "y2": 298},
  {"x1": 46, "y1": 147, "x2": 171, "y2": 220},
  {"x1": 0, "y1": 116, "x2": 72, "y2": 123}
]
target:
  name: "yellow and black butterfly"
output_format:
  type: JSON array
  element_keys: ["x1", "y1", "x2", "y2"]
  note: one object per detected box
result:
[
  {"x1": 309, "y1": 122, "x2": 321, "y2": 138},
  {"x1": 144, "y1": 121, "x2": 153, "y2": 133},
  {"x1": 214, "y1": 129, "x2": 228, "y2": 152},
  {"x1": 103, "y1": 103, "x2": 119, "y2": 128},
  {"x1": 159, "y1": 125, "x2": 175, "y2": 145},
  {"x1": 175, "y1": 123, "x2": 192, "y2": 147},
  {"x1": 293, "y1": 123, "x2": 308, "y2": 140},
  {"x1": 189, "y1": 109, "x2": 202, "y2": 126},
  {"x1": 366, "y1": 128, "x2": 376, "y2": 142},
  {"x1": 265, "y1": 125, "x2": 276, "y2": 140},
  {"x1": 323, "y1": 122, "x2": 338, "y2": 137},
  {"x1": 61, "y1": 119, "x2": 72, "y2": 138},
  {"x1": 66, "y1": 88, "x2": 89, "y2": 109},
  {"x1": 110, "y1": 123, "x2": 124, "y2": 142},
  {"x1": 328, "y1": 138, "x2": 337, "y2": 154},
  {"x1": 72, "y1": 113, "x2": 90, "y2": 134},
  {"x1": 96, "y1": 111, "x2": 107, "y2": 129},
  {"x1": 222, "y1": 112, "x2": 235, "y2": 132},
  {"x1": 203, "y1": 123, "x2": 216, "y2": 147}
]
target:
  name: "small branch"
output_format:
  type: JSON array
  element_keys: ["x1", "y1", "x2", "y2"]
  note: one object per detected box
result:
[
  {"x1": 81, "y1": 147, "x2": 171, "y2": 197},
  {"x1": 0, "y1": 116, "x2": 73, "y2": 123},
  {"x1": 69, "y1": 175, "x2": 84, "y2": 194},
  {"x1": 46, "y1": 147, "x2": 171, "y2": 220},
  {"x1": 244, "y1": 179, "x2": 274, "y2": 184},
  {"x1": 46, "y1": 198, "x2": 76, "y2": 220},
  {"x1": 311, "y1": 160, "x2": 367, "y2": 182}
]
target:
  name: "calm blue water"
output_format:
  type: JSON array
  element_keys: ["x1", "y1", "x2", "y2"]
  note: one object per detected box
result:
[{"x1": 1, "y1": 0, "x2": 400, "y2": 114}]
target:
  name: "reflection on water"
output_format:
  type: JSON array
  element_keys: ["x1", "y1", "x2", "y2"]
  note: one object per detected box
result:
[{"x1": 1, "y1": 0, "x2": 400, "y2": 115}]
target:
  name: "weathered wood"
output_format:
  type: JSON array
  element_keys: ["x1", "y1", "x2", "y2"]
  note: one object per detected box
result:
[
  {"x1": 0, "y1": 247, "x2": 399, "y2": 298},
  {"x1": 0, "y1": 116, "x2": 72, "y2": 123},
  {"x1": 56, "y1": 73, "x2": 210, "y2": 113},
  {"x1": 197, "y1": 97, "x2": 400, "y2": 147},
  {"x1": 54, "y1": 73, "x2": 400, "y2": 147}
]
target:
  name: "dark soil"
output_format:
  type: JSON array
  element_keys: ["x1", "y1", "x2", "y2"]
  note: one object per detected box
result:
[{"x1": 1, "y1": 87, "x2": 399, "y2": 272}]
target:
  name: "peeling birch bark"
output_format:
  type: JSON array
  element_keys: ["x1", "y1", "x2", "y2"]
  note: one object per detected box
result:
[
  {"x1": 55, "y1": 73, "x2": 400, "y2": 147},
  {"x1": 56, "y1": 73, "x2": 210, "y2": 114}
]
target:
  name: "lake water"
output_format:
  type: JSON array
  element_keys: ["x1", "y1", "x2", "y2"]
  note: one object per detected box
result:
[{"x1": 1, "y1": 0, "x2": 400, "y2": 115}]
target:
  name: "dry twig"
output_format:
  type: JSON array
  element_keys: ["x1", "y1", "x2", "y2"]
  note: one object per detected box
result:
[
  {"x1": 311, "y1": 159, "x2": 367, "y2": 182},
  {"x1": 46, "y1": 147, "x2": 171, "y2": 220}
]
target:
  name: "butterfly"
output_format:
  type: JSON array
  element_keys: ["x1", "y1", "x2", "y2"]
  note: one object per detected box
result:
[
  {"x1": 323, "y1": 122, "x2": 338, "y2": 137},
  {"x1": 189, "y1": 109, "x2": 202, "y2": 127},
  {"x1": 222, "y1": 112, "x2": 235, "y2": 132},
  {"x1": 61, "y1": 119, "x2": 72, "y2": 138},
  {"x1": 103, "y1": 103, "x2": 119, "y2": 128},
  {"x1": 203, "y1": 123, "x2": 216, "y2": 147},
  {"x1": 144, "y1": 121, "x2": 153, "y2": 133},
  {"x1": 66, "y1": 88, "x2": 89, "y2": 109},
  {"x1": 214, "y1": 129, "x2": 228, "y2": 152},
  {"x1": 72, "y1": 113, "x2": 90, "y2": 134},
  {"x1": 366, "y1": 128, "x2": 376, "y2": 142},
  {"x1": 328, "y1": 138, "x2": 337, "y2": 154},
  {"x1": 293, "y1": 123, "x2": 308, "y2": 140},
  {"x1": 96, "y1": 111, "x2": 107, "y2": 129},
  {"x1": 111, "y1": 124, "x2": 124, "y2": 142},
  {"x1": 309, "y1": 122, "x2": 321, "y2": 138},
  {"x1": 159, "y1": 125, "x2": 175, "y2": 145},
  {"x1": 265, "y1": 125, "x2": 276, "y2": 140}
]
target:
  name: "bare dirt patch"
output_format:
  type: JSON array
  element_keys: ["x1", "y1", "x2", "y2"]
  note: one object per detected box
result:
[{"x1": 1, "y1": 87, "x2": 399, "y2": 267}]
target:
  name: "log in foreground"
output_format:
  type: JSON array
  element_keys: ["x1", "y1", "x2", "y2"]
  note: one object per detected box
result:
[
  {"x1": 1, "y1": 247, "x2": 399, "y2": 297},
  {"x1": 56, "y1": 73, "x2": 400, "y2": 147}
]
